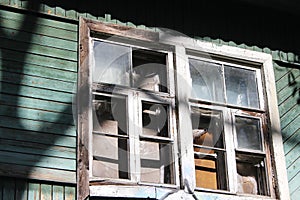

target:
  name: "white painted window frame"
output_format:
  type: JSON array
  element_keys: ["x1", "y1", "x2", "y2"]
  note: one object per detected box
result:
[{"x1": 78, "y1": 18, "x2": 290, "y2": 200}]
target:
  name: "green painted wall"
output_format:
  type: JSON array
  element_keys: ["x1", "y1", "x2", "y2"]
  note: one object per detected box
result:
[
  {"x1": 0, "y1": 1, "x2": 299, "y2": 199},
  {"x1": 0, "y1": 7, "x2": 77, "y2": 184}
]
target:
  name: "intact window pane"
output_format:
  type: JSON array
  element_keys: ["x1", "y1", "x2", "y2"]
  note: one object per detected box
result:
[
  {"x1": 189, "y1": 59, "x2": 225, "y2": 102},
  {"x1": 92, "y1": 95, "x2": 129, "y2": 179},
  {"x1": 191, "y1": 107, "x2": 224, "y2": 148},
  {"x1": 225, "y1": 66, "x2": 260, "y2": 108},
  {"x1": 140, "y1": 141, "x2": 174, "y2": 184},
  {"x1": 93, "y1": 135, "x2": 129, "y2": 179},
  {"x1": 236, "y1": 153, "x2": 267, "y2": 195},
  {"x1": 194, "y1": 147, "x2": 227, "y2": 190},
  {"x1": 133, "y1": 49, "x2": 168, "y2": 93},
  {"x1": 235, "y1": 116, "x2": 262, "y2": 151},
  {"x1": 142, "y1": 102, "x2": 169, "y2": 138},
  {"x1": 93, "y1": 41, "x2": 130, "y2": 86}
]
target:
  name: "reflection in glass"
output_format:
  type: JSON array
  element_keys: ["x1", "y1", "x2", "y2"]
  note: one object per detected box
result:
[
  {"x1": 93, "y1": 41, "x2": 130, "y2": 86},
  {"x1": 189, "y1": 59, "x2": 225, "y2": 102},
  {"x1": 235, "y1": 116, "x2": 262, "y2": 151},
  {"x1": 225, "y1": 66, "x2": 259, "y2": 108},
  {"x1": 140, "y1": 141, "x2": 174, "y2": 184}
]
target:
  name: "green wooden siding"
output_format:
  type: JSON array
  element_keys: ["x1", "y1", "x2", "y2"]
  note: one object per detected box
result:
[
  {"x1": 274, "y1": 62, "x2": 300, "y2": 198},
  {"x1": 0, "y1": 176, "x2": 76, "y2": 200},
  {"x1": 0, "y1": 7, "x2": 77, "y2": 183}
]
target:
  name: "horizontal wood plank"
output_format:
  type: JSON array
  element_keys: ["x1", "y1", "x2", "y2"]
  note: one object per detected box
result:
[
  {"x1": 0, "y1": 93, "x2": 73, "y2": 114},
  {"x1": 0, "y1": 37, "x2": 77, "y2": 62},
  {"x1": 0, "y1": 127, "x2": 76, "y2": 148},
  {"x1": 0, "y1": 70, "x2": 76, "y2": 94},
  {"x1": 0, "y1": 59, "x2": 77, "y2": 83},
  {"x1": 0, "y1": 116, "x2": 76, "y2": 137},
  {"x1": 0, "y1": 82, "x2": 74, "y2": 103},
  {"x1": 0, "y1": 104, "x2": 74, "y2": 125},
  {"x1": 0, "y1": 9, "x2": 77, "y2": 31},
  {"x1": 0, "y1": 163, "x2": 76, "y2": 183},
  {"x1": 0, "y1": 139, "x2": 76, "y2": 159},
  {"x1": 1, "y1": 26, "x2": 77, "y2": 51},
  {"x1": 0, "y1": 49, "x2": 77, "y2": 72},
  {"x1": 0, "y1": 151, "x2": 75, "y2": 171},
  {"x1": 0, "y1": 15, "x2": 77, "y2": 41}
]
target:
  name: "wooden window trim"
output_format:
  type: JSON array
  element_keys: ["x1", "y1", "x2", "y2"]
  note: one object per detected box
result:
[{"x1": 78, "y1": 17, "x2": 289, "y2": 200}]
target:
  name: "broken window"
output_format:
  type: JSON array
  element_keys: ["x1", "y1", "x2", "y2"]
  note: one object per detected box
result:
[
  {"x1": 79, "y1": 19, "x2": 284, "y2": 199},
  {"x1": 191, "y1": 107, "x2": 227, "y2": 190},
  {"x1": 90, "y1": 38, "x2": 177, "y2": 186},
  {"x1": 188, "y1": 56, "x2": 270, "y2": 195}
]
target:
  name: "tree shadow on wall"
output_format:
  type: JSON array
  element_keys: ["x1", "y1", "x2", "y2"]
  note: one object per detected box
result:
[{"x1": 0, "y1": 0, "x2": 76, "y2": 198}]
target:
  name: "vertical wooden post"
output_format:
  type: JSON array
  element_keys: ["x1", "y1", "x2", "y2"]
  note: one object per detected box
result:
[{"x1": 77, "y1": 17, "x2": 91, "y2": 200}]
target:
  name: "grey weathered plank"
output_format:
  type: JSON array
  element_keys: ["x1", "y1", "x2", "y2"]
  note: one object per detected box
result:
[
  {"x1": 41, "y1": 184, "x2": 52, "y2": 200},
  {"x1": 0, "y1": 37, "x2": 77, "y2": 61},
  {"x1": 0, "y1": 116, "x2": 76, "y2": 136},
  {"x1": 1, "y1": 26, "x2": 77, "y2": 51},
  {"x1": 53, "y1": 185, "x2": 64, "y2": 200},
  {"x1": 0, "y1": 163, "x2": 76, "y2": 183},
  {"x1": 28, "y1": 183, "x2": 40, "y2": 200},
  {"x1": 0, "y1": 70, "x2": 76, "y2": 93},
  {"x1": 0, "y1": 139, "x2": 76, "y2": 159},
  {"x1": 0, "y1": 49, "x2": 77, "y2": 72},
  {"x1": 0, "y1": 151, "x2": 76, "y2": 171},
  {"x1": 65, "y1": 186, "x2": 76, "y2": 200},
  {"x1": 0, "y1": 59, "x2": 77, "y2": 83},
  {"x1": 0, "y1": 127, "x2": 76, "y2": 148}
]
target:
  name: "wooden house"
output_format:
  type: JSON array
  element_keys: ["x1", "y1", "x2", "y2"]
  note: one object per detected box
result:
[{"x1": 0, "y1": 0, "x2": 299, "y2": 199}]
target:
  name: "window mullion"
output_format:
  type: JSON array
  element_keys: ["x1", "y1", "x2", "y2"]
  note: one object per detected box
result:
[
  {"x1": 130, "y1": 91, "x2": 141, "y2": 182},
  {"x1": 174, "y1": 45, "x2": 196, "y2": 191},
  {"x1": 223, "y1": 109, "x2": 237, "y2": 193}
]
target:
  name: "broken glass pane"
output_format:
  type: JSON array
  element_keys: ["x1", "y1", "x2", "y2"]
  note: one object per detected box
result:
[
  {"x1": 191, "y1": 107, "x2": 224, "y2": 148},
  {"x1": 142, "y1": 102, "x2": 169, "y2": 137},
  {"x1": 235, "y1": 116, "x2": 262, "y2": 151},
  {"x1": 93, "y1": 41, "x2": 130, "y2": 86},
  {"x1": 140, "y1": 141, "x2": 174, "y2": 184},
  {"x1": 236, "y1": 153, "x2": 267, "y2": 195},
  {"x1": 225, "y1": 66, "x2": 260, "y2": 108},
  {"x1": 133, "y1": 49, "x2": 167, "y2": 92},
  {"x1": 189, "y1": 59, "x2": 225, "y2": 102},
  {"x1": 93, "y1": 95, "x2": 127, "y2": 135}
]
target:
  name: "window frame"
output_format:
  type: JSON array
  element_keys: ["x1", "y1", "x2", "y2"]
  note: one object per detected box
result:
[{"x1": 78, "y1": 17, "x2": 289, "y2": 200}]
